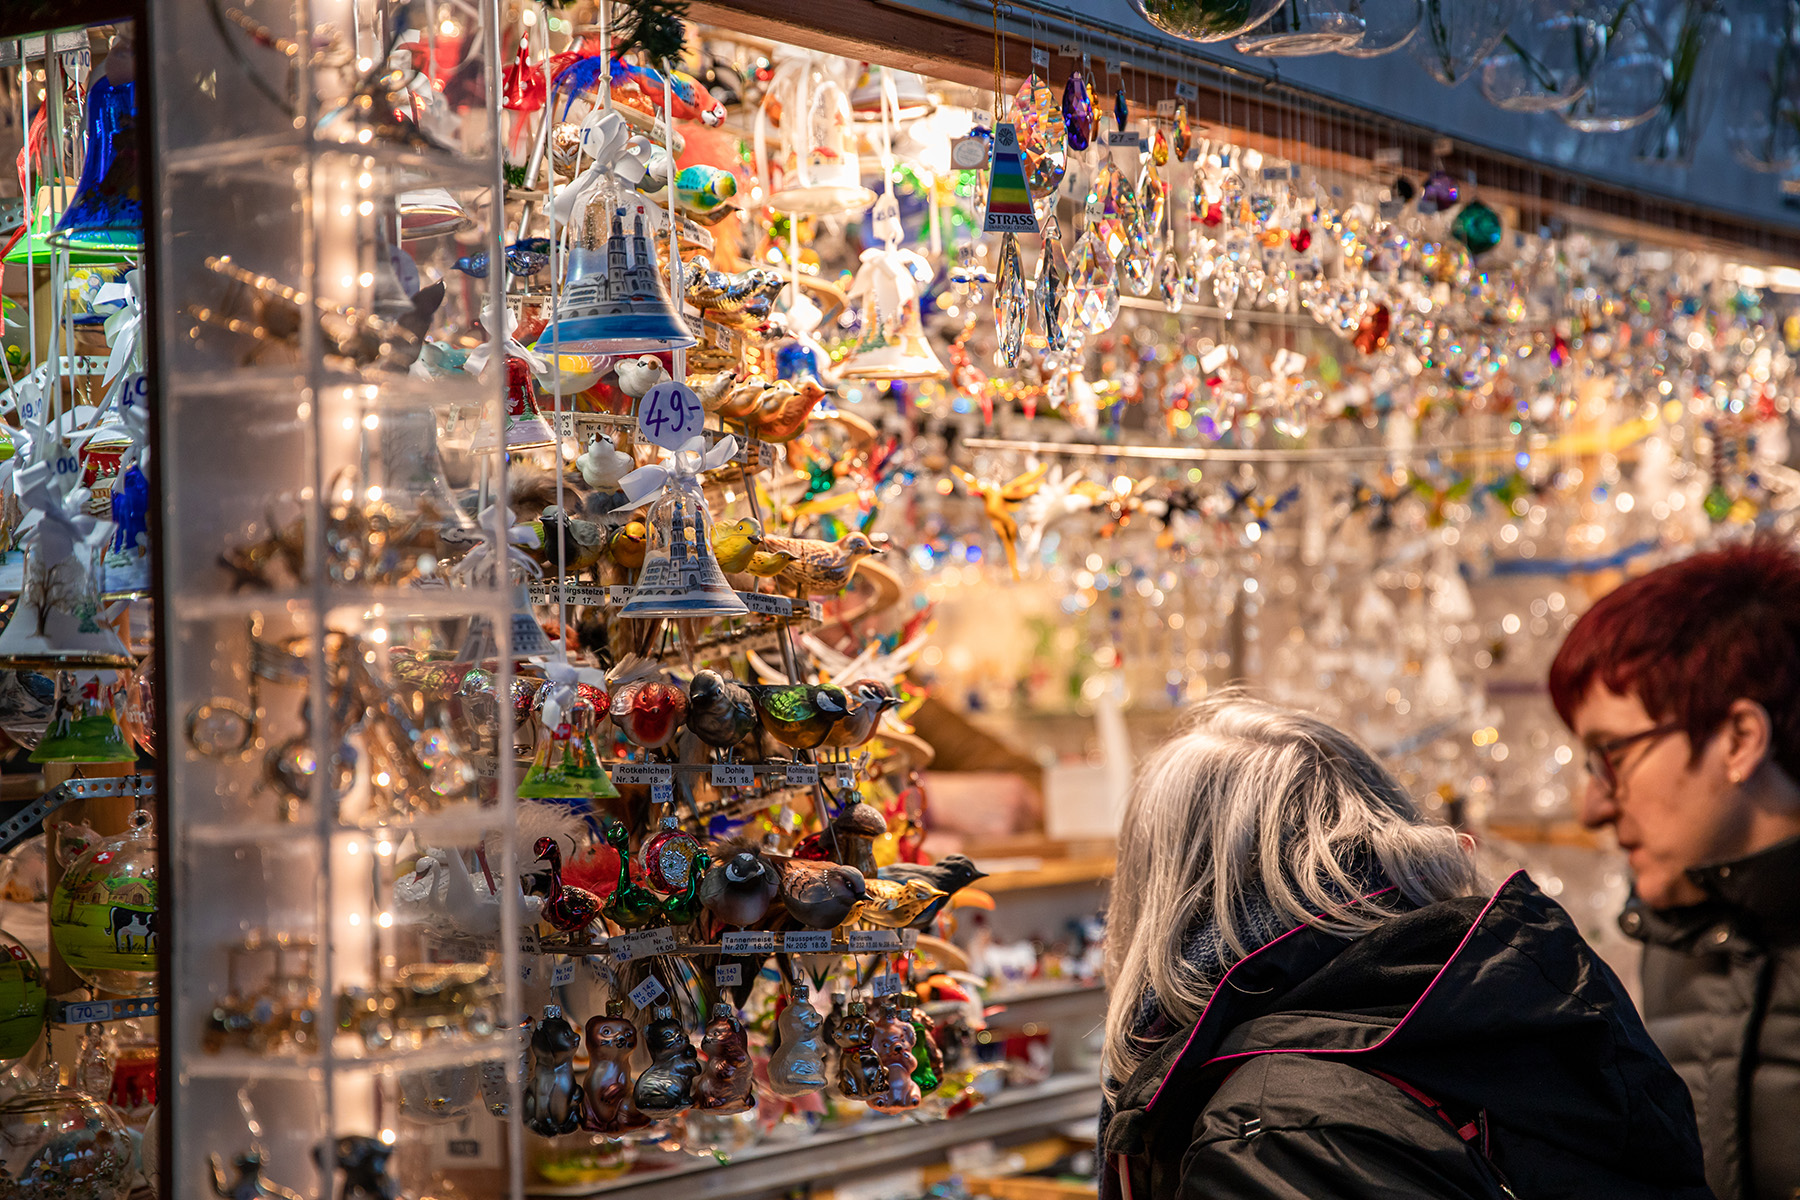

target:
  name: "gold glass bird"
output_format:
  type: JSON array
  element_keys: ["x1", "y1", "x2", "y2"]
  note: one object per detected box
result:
[
  {"x1": 854, "y1": 877, "x2": 946, "y2": 929},
  {"x1": 951, "y1": 463, "x2": 1050, "y2": 581},
  {"x1": 743, "y1": 547, "x2": 798, "y2": 579}
]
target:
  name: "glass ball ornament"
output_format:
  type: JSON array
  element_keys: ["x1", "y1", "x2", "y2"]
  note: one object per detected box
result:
[
  {"x1": 0, "y1": 1076, "x2": 136, "y2": 1200},
  {"x1": 49, "y1": 809, "x2": 156, "y2": 996},
  {"x1": 1127, "y1": 0, "x2": 1284, "y2": 43},
  {"x1": 0, "y1": 933, "x2": 46, "y2": 1068}
]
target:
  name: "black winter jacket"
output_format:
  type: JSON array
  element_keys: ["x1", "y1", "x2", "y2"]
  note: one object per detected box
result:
[
  {"x1": 1621, "y1": 833, "x2": 1800, "y2": 1200},
  {"x1": 1100, "y1": 872, "x2": 1713, "y2": 1200}
]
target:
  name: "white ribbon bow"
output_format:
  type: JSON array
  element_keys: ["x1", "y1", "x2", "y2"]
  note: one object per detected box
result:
[
  {"x1": 612, "y1": 434, "x2": 739, "y2": 513},
  {"x1": 100, "y1": 268, "x2": 143, "y2": 395},
  {"x1": 464, "y1": 301, "x2": 549, "y2": 378},
  {"x1": 539, "y1": 660, "x2": 579, "y2": 728},
  {"x1": 454, "y1": 503, "x2": 543, "y2": 585},
  {"x1": 16, "y1": 460, "x2": 97, "y2": 568}
]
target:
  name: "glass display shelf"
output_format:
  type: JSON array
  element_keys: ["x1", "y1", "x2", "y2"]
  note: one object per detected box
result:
[
  {"x1": 184, "y1": 1036, "x2": 519, "y2": 1082},
  {"x1": 164, "y1": 134, "x2": 496, "y2": 194}
]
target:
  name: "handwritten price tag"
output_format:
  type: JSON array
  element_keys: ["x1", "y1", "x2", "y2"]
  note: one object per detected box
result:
[
  {"x1": 651, "y1": 780, "x2": 673, "y2": 804},
  {"x1": 720, "y1": 930, "x2": 777, "y2": 954},
  {"x1": 628, "y1": 975, "x2": 666, "y2": 1008},
  {"x1": 783, "y1": 929, "x2": 833, "y2": 953},
  {"x1": 871, "y1": 192, "x2": 903, "y2": 246},
  {"x1": 552, "y1": 960, "x2": 576, "y2": 987},
  {"x1": 871, "y1": 972, "x2": 903, "y2": 997},
  {"x1": 634, "y1": 380, "x2": 705, "y2": 452},
  {"x1": 716, "y1": 963, "x2": 743, "y2": 987}
]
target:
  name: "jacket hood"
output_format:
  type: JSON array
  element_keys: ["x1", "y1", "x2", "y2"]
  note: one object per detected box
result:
[{"x1": 1103, "y1": 871, "x2": 1708, "y2": 1193}]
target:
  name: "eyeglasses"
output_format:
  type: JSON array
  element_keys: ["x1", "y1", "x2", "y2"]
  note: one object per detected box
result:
[{"x1": 1583, "y1": 722, "x2": 1684, "y2": 797}]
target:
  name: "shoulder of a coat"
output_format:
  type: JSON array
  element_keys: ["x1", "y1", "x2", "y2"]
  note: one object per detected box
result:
[{"x1": 1191, "y1": 1054, "x2": 1450, "y2": 1144}]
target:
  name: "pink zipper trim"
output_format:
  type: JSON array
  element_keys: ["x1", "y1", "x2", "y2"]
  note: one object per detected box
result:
[
  {"x1": 1142, "y1": 884, "x2": 1400, "y2": 1113},
  {"x1": 1194, "y1": 870, "x2": 1522, "y2": 1074}
]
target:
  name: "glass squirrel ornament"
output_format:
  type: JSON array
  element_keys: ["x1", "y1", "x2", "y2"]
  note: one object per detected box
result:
[
  {"x1": 695, "y1": 1003, "x2": 756, "y2": 1113},
  {"x1": 582, "y1": 1002, "x2": 651, "y2": 1133},
  {"x1": 524, "y1": 1005, "x2": 585, "y2": 1136},
  {"x1": 322, "y1": 1136, "x2": 401, "y2": 1200},
  {"x1": 210, "y1": 1150, "x2": 303, "y2": 1200},
  {"x1": 831, "y1": 1001, "x2": 885, "y2": 1099},
  {"x1": 768, "y1": 985, "x2": 828, "y2": 1097},
  {"x1": 634, "y1": 1004, "x2": 700, "y2": 1117},
  {"x1": 867, "y1": 997, "x2": 923, "y2": 1111}
]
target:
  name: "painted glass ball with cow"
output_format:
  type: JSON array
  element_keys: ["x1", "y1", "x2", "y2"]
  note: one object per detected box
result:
[{"x1": 49, "y1": 809, "x2": 156, "y2": 996}]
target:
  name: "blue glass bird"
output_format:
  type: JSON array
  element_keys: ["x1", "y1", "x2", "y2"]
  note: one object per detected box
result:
[{"x1": 454, "y1": 238, "x2": 554, "y2": 279}]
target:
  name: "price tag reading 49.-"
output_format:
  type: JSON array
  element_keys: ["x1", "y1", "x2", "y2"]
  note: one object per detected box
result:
[{"x1": 634, "y1": 380, "x2": 705, "y2": 452}]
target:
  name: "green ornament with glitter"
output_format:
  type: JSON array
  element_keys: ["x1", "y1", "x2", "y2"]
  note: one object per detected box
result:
[{"x1": 1451, "y1": 200, "x2": 1503, "y2": 257}]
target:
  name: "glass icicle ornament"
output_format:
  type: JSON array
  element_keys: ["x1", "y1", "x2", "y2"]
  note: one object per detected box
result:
[
  {"x1": 1034, "y1": 232, "x2": 1070, "y2": 353},
  {"x1": 994, "y1": 233, "x2": 1028, "y2": 366}
]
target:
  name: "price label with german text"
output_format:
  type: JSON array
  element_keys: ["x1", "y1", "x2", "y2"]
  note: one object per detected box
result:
[
  {"x1": 611, "y1": 762, "x2": 672, "y2": 786},
  {"x1": 848, "y1": 930, "x2": 901, "y2": 952},
  {"x1": 711, "y1": 763, "x2": 756, "y2": 788},
  {"x1": 628, "y1": 975, "x2": 666, "y2": 1008},
  {"x1": 721, "y1": 930, "x2": 777, "y2": 954},
  {"x1": 782, "y1": 762, "x2": 819, "y2": 786},
  {"x1": 784, "y1": 929, "x2": 833, "y2": 953}
]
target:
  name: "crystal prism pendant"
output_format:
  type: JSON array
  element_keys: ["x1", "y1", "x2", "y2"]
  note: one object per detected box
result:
[
  {"x1": 1123, "y1": 241, "x2": 1156, "y2": 297},
  {"x1": 1034, "y1": 236, "x2": 1069, "y2": 353},
  {"x1": 1064, "y1": 229, "x2": 1119, "y2": 337},
  {"x1": 1062, "y1": 71, "x2": 1093, "y2": 151},
  {"x1": 1158, "y1": 240, "x2": 1184, "y2": 312},
  {"x1": 994, "y1": 232, "x2": 1028, "y2": 365}
]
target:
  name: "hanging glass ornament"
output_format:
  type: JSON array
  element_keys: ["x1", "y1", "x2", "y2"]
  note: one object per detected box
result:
[
  {"x1": 1149, "y1": 124, "x2": 1170, "y2": 167},
  {"x1": 994, "y1": 233, "x2": 1028, "y2": 365},
  {"x1": 1450, "y1": 200, "x2": 1503, "y2": 256},
  {"x1": 50, "y1": 808, "x2": 157, "y2": 996},
  {"x1": 1113, "y1": 85, "x2": 1130, "y2": 133},
  {"x1": 1339, "y1": 0, "x2": 1423, "y2": 57},
  {"x1": 0, "y1": 931, "x2": 45, "y2": 1067},
  {"x1": 1173, "y1": 103, "x2": 1193, "y2": 161},
  {"x1": 1062, "y1": 71, "x2": 1094, "y2": 150},
  {"x1": 1010, "y1": 75, "x2": 1067, "y2": 196},
  {"x1": 1129, "y1": 0, "x2": 1285, "y2": 43},
  {"x1": 1182, "y1": 238, "x2": 1214, "y2": 302},
  {"x1": 1561, "y1": 4, "x2": 1668, "y2": 132},
  {"x1": 1479, "y1": 0, "x2": 1602, "y2": 113},
  {"x1": 1418, "y1": 170, "x2": 1459, "y2": 214},
  {"x1": 1158, "y1": 237, "x2": 1184, "y2": 312},
  {"x1": 1123, "y1": 240, "x2": 1156, "y2": 297},
  {"x1": 1140, "y1": 158, "x2": 1168, "y2": 240},
  {"x1": 1406, "y1": 0, "x2": 1513, "y2": 87},
  {"x1": 1034, "y1": 233, "x2": 1070, "y2": 353},
  {"x1": 1064, "y1": 230, "x2": 1120, "y2": 336},
  {"x1": 0, "y1": 1074, "x2": 135, "y2": 1200}
]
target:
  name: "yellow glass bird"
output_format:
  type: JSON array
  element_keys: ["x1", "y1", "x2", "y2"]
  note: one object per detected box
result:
[
  {"x1": 854, "y1": 877, "x2": 946, "y2": 929},
  {"x1": 609, "y1": 520, "x2": 648, "y2": 570},
  {"x1": 710, "y1": 516, "x2": 765, "y2": 574},
  {"x1": 743, "y1": 547, "x2": 797, "y2": 578}
]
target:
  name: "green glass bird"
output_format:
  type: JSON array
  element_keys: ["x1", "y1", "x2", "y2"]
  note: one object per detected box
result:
[
  {"x1": 746, "y1": 682, "x2": 849, "y2": 750},
  {"x1": 602, "y1": 819, "x2": 662, "y2": 930},
  {"x1": 661, "y1": 851, "x2": 711, "y2": 925}
]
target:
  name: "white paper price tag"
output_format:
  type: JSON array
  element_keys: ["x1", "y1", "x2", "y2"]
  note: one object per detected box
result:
[
  {"x1": 650, "y1": 780, "x2": 674, "y2": 805},
  {"x1": 1156, "y1": 100, "x2": 1176, "y2": 117},
  {"x1": 613, "y1": 926, "x2": 676, "y2": 962},
  {"x1": 59, "y1": 999, "x2": 114, "y2": 1024},
  {"x1": 711, "y1": 763, "x2": 755, "y2": 788},
  {"x1": 552, "y1": 960, "x2": 576, "y2": 987},
  {"x1": 1174, "y1": 81, "x2": 1197, "y2": 100},
  {"x1": 776, "y1": 806, "x2": 801, "y2": 832},
  {"x1": 848, "y1": 929, "x2": 901, "y2": 952},
  {"x1": 739, "y1": 591, "x2": 792, "y2": 616},
  {"x1": 782, "y1": 762, "x2": 819, "y2": 786},
  {"x1": 720, "y1": 929, "x2": 778, "y2": 954},
  {"x1": 716, "y1": 963, "x2": 743, "y2": 987},
  {"x1": 1030, "y1": 46, "x2": 1049, "y2": 68},
  {"x1": 1106, "y1": 130, "x2": 1140, "y2": 147},
  {"x1": 950, "y1": 136, "x2": 990, "y2": 171},
  {"x1": 783, "y1": 929, "x2": 833, "y2": 953},
  {"x1": 628, "y1": 975, "x2": 666, "y2": 1008},
  {"x1": 871, "y1": 973, "x2": 903, "y2": 997},
  {"x1": 610, "y1": 762, "x2": 673, "y2": 785},
  {"x1": 834, "y1": 765, "x2": 858, "y2": 787},
  {"x1": 529, "y1": 582, "x2": 609, "y2": 606}
]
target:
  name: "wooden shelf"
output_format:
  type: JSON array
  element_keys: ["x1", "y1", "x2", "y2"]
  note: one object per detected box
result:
[{"x1": 978, "y1": 857, "x2": 1115, "y2": 894}]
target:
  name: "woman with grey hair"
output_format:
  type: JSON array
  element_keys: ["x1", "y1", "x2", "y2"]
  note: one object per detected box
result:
[{"x1": 1099, "y1": 696, "x2": 1710, "y2": 1200}]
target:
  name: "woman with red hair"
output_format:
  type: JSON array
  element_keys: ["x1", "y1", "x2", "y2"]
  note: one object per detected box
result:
[{"x1": 1551, "y1": 539, "x2": 1800, "y2": 1200}]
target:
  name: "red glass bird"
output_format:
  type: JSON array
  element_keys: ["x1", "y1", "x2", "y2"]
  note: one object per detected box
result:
[{"x1": 535, "y1": 836, "x2": 604, "y2": 936}]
